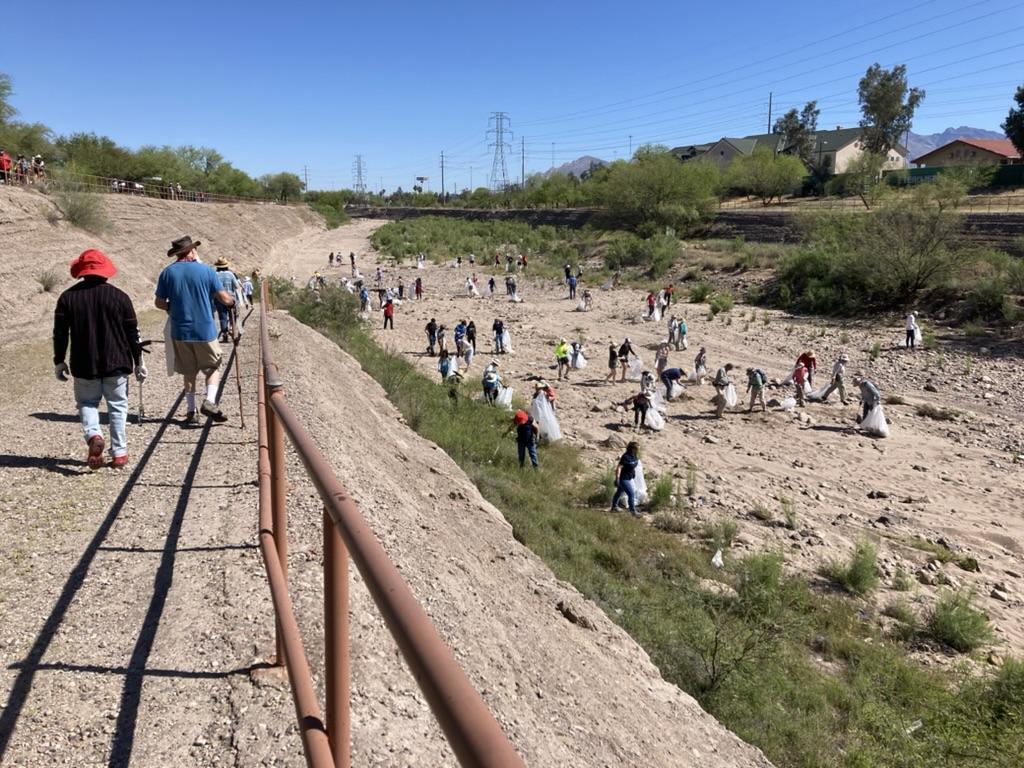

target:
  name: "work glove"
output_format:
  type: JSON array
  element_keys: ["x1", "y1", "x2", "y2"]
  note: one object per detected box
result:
[
  {"x1": 55, "y1": 362, "x2": 69, "y2": 381},
  {"x1": 135, "y1": 363, "x2": 148, "y2": 383}
]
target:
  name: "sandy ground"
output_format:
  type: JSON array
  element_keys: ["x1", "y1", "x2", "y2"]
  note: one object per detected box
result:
[
  {"x1": 280, "y1": 221, "x2": 1024, "y2": 662},
  {"x1": 0, "y1": 193, "x2": 774, "y2": 766}
]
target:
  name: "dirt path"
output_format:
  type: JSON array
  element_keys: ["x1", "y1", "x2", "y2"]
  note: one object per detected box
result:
[
  {"x1": 274, "y1": 221, "x2": 1024, "y2": 659},
  {"x1": 0, "y1": 312, "x2": 311, "y2": 767}
]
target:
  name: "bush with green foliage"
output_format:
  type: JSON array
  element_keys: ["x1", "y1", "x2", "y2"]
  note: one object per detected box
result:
[
  {"x1": 727, "y1": 147, "x2": 806, "y2": 205},
  {"x1": 52, "y1": 187, "x2": 110, "y2": 234},
  {"x1": 928, "y1": 591, "x2": 992, "y2": 652},
  {"x1": 604, "y1": 233, "x2": 680, "y2": 277},
  {"x1": 824, "y1": 538, "x2": 879, "y2": 595},
  {"x1": 689, "y1": 282, "x2": 713, "y2": 303}
]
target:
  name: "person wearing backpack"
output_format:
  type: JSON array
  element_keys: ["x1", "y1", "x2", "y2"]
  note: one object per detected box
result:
[
  {"x1": 821, "y1": 354, "x2": 851, "y2": 405},
  {"x1": 438, "y1": 350, "x2": 453, "y2": 381},
  {"x1": 482, "y1": 360, "x2": 501, "y2": 404},
  {"x1": 745, "y1": 367, "x2": 767, "y2": 412}
]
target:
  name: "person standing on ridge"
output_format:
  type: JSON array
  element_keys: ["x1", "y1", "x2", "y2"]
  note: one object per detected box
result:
[
  {"x1": 155, "y1": 235, "x2": 234, "y2": 425},
  {"x1": 821, "y1": 354, "x2": 851, "y2": 405},
  {"x1": 555, "y1": 337, "x2": 571, "y2": 381},
  {"x1": 383, "y1": 299, "x2": 395, "y2": 330},
  {"x1": 241, "y1": 274, "x2": 254, "y2": 309},
  {"x1": 712, "y1": 363, "x2": 734, "y2": 418},
  {"x1": 905, "y1": 311, "x2": 919, "y2": 350},
  {"x1": 54, "y1": 249, "x2": 146, "y2": 469},
  {"x1": 745, "y1": 367, "x2": 767, "y2": 413},
  {"x1": 618, "y1": 337, "x2": 637, "y2": 382},
  {"x1": 425, "y1": 318, "x2": 438, "y2": 355}
]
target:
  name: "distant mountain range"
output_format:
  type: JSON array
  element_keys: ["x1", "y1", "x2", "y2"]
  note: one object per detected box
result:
[
  {"x1": 544, "y1": 155, "x2": 606, "y2": 178},
  {"x1": 904, "y1": 126, "x2": 1005, "y2": 160}
]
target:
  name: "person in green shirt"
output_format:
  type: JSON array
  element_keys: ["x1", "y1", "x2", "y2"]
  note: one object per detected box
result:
[{"x1": 555, "y1": 337, "x2": 571, "y2": 381}]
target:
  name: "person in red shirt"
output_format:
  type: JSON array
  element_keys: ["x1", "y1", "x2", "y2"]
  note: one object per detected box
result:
[
  {"x1": 664, "y1": 283, "x2": 674, "y2": 308},
  {"x1": 646, "y1": 292, "x2": 656, "y2": 318},
  {"x1": 382, "y1": 299, "x2": 395, "y2": 330},
  {"x1": 792, "y1": 362, "x2": 808, "y2": 407},
  {"x1": 795, "y1": 350, "x2": 817, "y2": 387},
  {"x1": 0, "y1": 150, "x2": 11, "y2": 184}
]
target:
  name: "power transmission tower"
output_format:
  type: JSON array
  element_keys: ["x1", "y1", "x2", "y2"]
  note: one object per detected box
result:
[
  {"x1": 352, "y1": 155, "x2": 367, "y2": 196},
  {"x1": 487, "y1": 112, "x2": 513, "y2": 191}
]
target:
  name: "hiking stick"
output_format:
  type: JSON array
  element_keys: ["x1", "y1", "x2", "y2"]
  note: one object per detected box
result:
[
  {"x1": 233, "y1": 337, "x2": 245, "y2": 429},
  {"x1": 137, "y1": 379, "x2": 145, "y2": 425}
]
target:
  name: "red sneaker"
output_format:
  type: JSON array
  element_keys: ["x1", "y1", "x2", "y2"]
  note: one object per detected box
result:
[
  {"x1": 87, "y1": 435, "x2": 105, "y2": 469},
  {"x1": 110, "y1": 454, "x2": 129, "y2": 469}
]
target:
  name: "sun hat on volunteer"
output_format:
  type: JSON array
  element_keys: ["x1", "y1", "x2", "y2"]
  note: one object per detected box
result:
[
  {"x1": 513, "y1": 409, "x2": 529, "y2": 425},
  {"x1": 69, "y1": 248, "x2": 117, "y2": 279},
  {"x1": 167, "y1": 235, "x2": 201, "y2": 257},
  {"x1": 214, "y1": 257, "x2": 231, "y2": 269}
]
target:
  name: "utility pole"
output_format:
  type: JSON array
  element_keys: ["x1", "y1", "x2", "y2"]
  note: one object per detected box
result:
[
  {"x1": 303, "y1": 165, "x2": 308, "y2": 190},
  {"x1": 767, "y1": 92, "x2": 773, "y2": 134},
  {"x1": 521, "y1": 137, "x2": 525, "y2": 187},
  {"x1": 629, "y1": 135, "x2": 632, "y2": 157},
  {"x1": 487, "y1": 112, "x2": 513, "y2": 191},
  {"x1": 440, "y1": 150, "x2": 445, "y2": 205}
]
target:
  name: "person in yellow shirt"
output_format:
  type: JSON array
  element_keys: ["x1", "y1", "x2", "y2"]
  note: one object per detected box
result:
[{"x1": 554, "y1": 338, "x2": 571, "y2": 381}]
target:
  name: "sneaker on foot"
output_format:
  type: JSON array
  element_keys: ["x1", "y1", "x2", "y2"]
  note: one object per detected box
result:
[
  {"x1": 186, "y1": 410, "x2": 199, "y2": 426},
  {"x1": 87, "y1": 435, "x2": 105, "y2": 469},
  {"x1": 200, "y1": 400, "x2": 228, "y2": 423},
  {"x1": 111, "y1": 454, "x2": 129, "y2": 469}
]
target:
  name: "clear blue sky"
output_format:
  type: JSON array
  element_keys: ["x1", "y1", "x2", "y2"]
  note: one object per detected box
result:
[{"x1": 5, "y1": 0, "x2": 1022, "y2": 192}]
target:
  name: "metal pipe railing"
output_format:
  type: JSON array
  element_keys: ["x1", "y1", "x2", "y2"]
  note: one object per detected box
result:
[{"x1": 257, "y1": 282, "x2": 525, "y2": 768}]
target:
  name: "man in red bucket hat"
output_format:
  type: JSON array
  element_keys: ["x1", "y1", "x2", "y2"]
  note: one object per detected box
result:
[{"x1": 53, "y1": 249, "x2": 146, "y2": 469}]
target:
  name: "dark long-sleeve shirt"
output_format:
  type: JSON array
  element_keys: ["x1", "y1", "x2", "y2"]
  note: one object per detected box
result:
[{"x1": 53, "y1": 278, "x2": 142, "y2": 379}]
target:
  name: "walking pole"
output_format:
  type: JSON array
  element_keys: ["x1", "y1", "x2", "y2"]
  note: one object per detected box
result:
[
  {"x1": 232, "y1": 335, "x2": 246, "y2": 429},
  {"x1": 137, "y1": 379, "x2": 145, "y2": 424}
]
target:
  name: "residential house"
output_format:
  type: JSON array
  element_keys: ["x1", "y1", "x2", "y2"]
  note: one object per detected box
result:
[
  {"x1": 676, "y1": 127, "x2": 907, "y2": 173},
  {"x1": 911, "y1": 137, "x2": 1020, "y2": 168}
]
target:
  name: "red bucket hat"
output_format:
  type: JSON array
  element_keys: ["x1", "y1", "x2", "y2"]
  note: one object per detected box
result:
[
  {"x1": 513, "y1": 409, "x2": 529, "y2": 425},
  {"x1": 70, "y1": 249, "x2": 117, "y2": 279}
]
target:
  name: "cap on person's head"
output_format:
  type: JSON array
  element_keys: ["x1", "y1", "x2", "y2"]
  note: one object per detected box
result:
[
  {"x1": 746, "y1": 367, "x2": 754, "y2": 373},
  {"x1": 167, "y1": 235, "x2": 201, "y2": 258},
  {"x1": 808, "y1": 350, "x2": 816, "y2": 358},
  {"x1": 490, "y1": 359, "x2": 499, "y2": 366},
  {"x1": 559, "y1": 337, "x2": 566, "y2": 343},
  {"x1": 70, "y1": 248, "x2": 116, "y2": 279},
  {"x1": 214, "y1": 257, "x2": 231, "y2": 269},
  {"x1": 513, "y1": 410, "x2": 529, "y2": 425},
  {"x1": 624, "y1": 337, "x2": 631, "y2": 343},
  {"x1": 840, "y1": 354, "x2": 850, "y2": 362}
]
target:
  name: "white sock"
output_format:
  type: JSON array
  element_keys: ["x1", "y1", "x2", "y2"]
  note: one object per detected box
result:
[
  {"x1": 186, "y1": 392, "x2": 196, "y2": 411},
  {"x1": 208, "y1": 383, "x2": 220, "y2": 403}
]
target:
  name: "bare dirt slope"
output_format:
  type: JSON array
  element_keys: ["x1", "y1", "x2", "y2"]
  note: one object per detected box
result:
[
  {"x1": 0, "y1": 185, "x2": 322, "y2": 345},
  {"x1": 266, "y1": 310, "x2": 772, "y2": 767},
  {"x1": 280, "y1": 222, "x2": 1024, "y2": 660}
]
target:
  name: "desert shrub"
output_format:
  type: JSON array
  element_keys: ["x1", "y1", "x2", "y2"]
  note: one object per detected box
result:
[
  {"x1": 648, "y1": 474, "x2": 675, "y2": 512},
  {"x1": 36, "y1": 269, "x2": 60, "y2": 292},
  {"x1": 653, "y1": 508, "x2": 689, "y2": 533},
  {"x1": 604, "y1": 233, "x2": 680, "y2": 277},
  {"x1": 928, "y1": 591, "x2": 992, "y2": 652},
  {"x1": 823, "y1": 538, "x2": 879, "y2": 595},
  {"x1": 751, "y1": 501, "x2": 773, "y2": 522},
  {"x1": 689, "y1": 282, "x2": 713, "y2": 303},
  {"x1": 583, "y1": 469, "x2": 616, "y2": 508},
  {"x1": 52, "y1": 188, "x2": 110, "y2": 234},
  {"x1": 780, "y1": 496, "x2": 797, "y2": 530},
  {"x1": 708, "y1": 290, "x2": 734, "y2": 315},
  {"x1": 961, "y1": 277, "x2": 1020, "y2": 324},
  {"x1": 915, "y1": 403, "x2": 959, "y2": 421},
  {"x1": 704, "y1": 518, "x2": 738, "y2": 551}
]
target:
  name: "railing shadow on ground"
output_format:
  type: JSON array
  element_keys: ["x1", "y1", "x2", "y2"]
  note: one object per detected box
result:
[{"x1": 0, "y1": 391, "x2": 185, "y2": 762}]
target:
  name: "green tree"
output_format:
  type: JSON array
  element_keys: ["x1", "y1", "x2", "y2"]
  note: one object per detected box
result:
[
  {"x1": 258, "y1": 172, "x2": 305, "y2": 202},
  {"x1": 600, "y1": 149, "x2": 721, "y2": 234},
  {"x1": 773, "y1": 101, "x2": 820, "y2": 163},
  {"x1": 0, "y1": 72, "x2": 16, "y2": 124},
  {"x1": 1002, "y1": 84, "x2": 1024, "y2": 156},
  {"x1": 842, "y1": 151, "x2": 888, "y2": 210},
  {"x1": 728, "y1": 148, "x2": 805, "y2": 205},
  {"x1": 858, "y1": 63, "x2": 925, "y2": 154}
]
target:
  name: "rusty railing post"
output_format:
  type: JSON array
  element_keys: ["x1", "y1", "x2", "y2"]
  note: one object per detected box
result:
[
  {"x1": 324, "y1": 507, "x2": 350, "y2": 768},
  {"x1": 266, "y1": 384, "x2": 288, "y2": 666}
]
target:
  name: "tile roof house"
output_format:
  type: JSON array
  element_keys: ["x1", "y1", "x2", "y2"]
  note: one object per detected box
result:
[
  {"x1": 911, "y1": 137, "x2": 1020, "y2": 167},
  {"x1": 674, "y1": 127, "x2": 907, "y2": 173}
]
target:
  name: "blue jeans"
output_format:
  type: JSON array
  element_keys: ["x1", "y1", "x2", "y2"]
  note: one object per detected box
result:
[
  {"x1": 517, "y1": 441, "x2": 538, "y2": 468},
  {"x1": 611, "y1": 478, "x2": 636, "y2": 513},
  {"x1": 216, "y1": 304, "x2": 231, "y2": 334},
  {"x1": 74, "y1": 376, "x2": 129, "y2": 458}
]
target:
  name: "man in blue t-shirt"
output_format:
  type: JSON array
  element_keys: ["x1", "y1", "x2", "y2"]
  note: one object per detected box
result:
[
  {"x1": 155, "y1": 236, "x2": 236, "y2": 424},
  {"x1": 213, "y1": 257, "x2": 241, "y2": 342}
]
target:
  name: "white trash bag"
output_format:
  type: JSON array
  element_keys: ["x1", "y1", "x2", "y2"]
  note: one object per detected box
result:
[
  {"x1": 531, "y1": 396, "x2": 562, "y2": 442},
  {"x1": 914, "y1": 326, "x2": 923, "y2": 344},
  {"x1": 807, "y1": 383, "x2": 831, "y2": 402},
  {"x1": 576, "y1": 299, "x2": 587, "y2": 312},
  {"x1": 724, "y1": 383, "x2": 738, "y2": 408},
  {"x1": 669, "y1": 381, "x2": 684, "y2": 399},
  {"x1": 500, "y1": 329, "x2": 514, "y2": 353},
  {"x1": 626, "y1": 355, "x2": 644, "y2": 382},
  {"x1": 688, "y1": 365, "x2": 706, "y2": 384},
  {"x1": 496, "y1": 385, "x2": 513, "y2": 409},
  {"x1": 633, "y1": 461, "x2": 648, "y2": 504},
  {"x1": 510, "y1": 292, "x2": 523, "y2": 303},
  {"x1": 652, "y1": 304, "x2": 662, "y2": 322},
  {"x1": 861, "y1": 404, "x2": 890, "y2": 437},
  {"x1": 779, "y1": 396, "x2": 797, "y2": 411},
  {"x1": 651, "y1": 390, "x2": 668, "y2": 413},
  {"x1": 571, "y1": 351, "x2": 588, "y2": 370},
  {"x1": 645, "y1": 407, "x2": 665, "y2": 431}
]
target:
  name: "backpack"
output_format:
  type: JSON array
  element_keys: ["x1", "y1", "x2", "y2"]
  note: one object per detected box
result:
[{"x1": 754, "y1": 369, "x2": 767, "y2": 387}]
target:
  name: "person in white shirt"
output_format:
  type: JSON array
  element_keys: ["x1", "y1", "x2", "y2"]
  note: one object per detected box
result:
[
  {"x1": 821, "y1": 354, "x2": 850, "y2": 405},
  {"x1": 905, "y1": 312, "x2": 918, "y2": 350}
]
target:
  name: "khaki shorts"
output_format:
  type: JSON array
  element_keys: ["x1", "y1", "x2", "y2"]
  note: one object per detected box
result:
[{"x1": 172, "y1": 339, "x2": 223, "y2": 376}]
